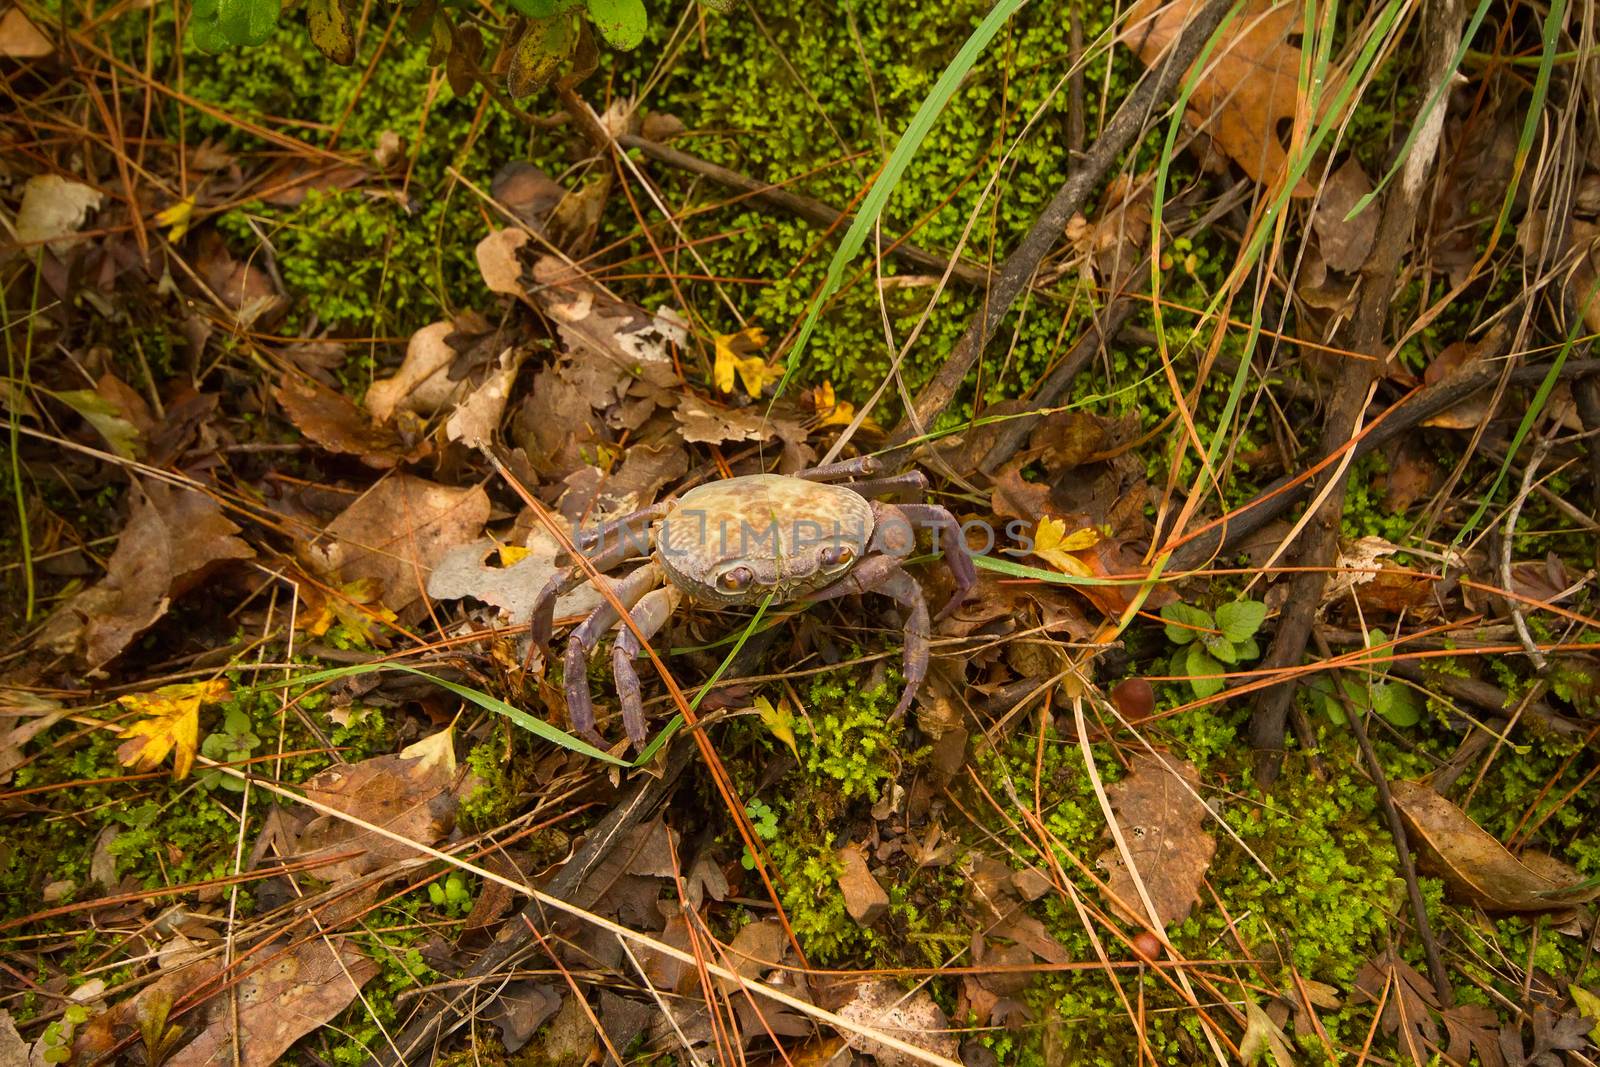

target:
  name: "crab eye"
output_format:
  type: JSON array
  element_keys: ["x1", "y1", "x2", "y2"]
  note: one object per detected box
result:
[
  {"x1": 820, "y1": 544, "x2": 856, "y2": 569},
  {"x1": 718, "y1": 566, "x2": 754, "y2": 592}
]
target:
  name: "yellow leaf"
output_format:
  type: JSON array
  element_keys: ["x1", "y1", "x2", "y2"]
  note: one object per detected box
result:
[
  {"x1": 299, "y1": 577, "x2": 397, "y2": 641},
  {"x1": 808, "y1": 381, "x2": 879, "y2": 431},
  {"x1": 754, "y1": 695, "x2": 798, "y2": 758},
  {"x1": 713, "y1": 327, "x2": 780, "y2": 398},
  {"x1": 154, "y1": 195, "x2": 196, "y2": 242},
  {"x1": 497, "y1": 543, "x2": 532, "y2": 566},
  {"x1": 116, "y1": 680, "x2": 230, "y2": 780},
  {"x1": 1032, "y1": 515, "x2": 1101, "y2": 578}
]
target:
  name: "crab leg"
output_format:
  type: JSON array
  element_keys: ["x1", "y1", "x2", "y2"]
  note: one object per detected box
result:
[
  {"x1": 528, "y1": 514, "x2": 658, "y2": 649},
  {"x1": 805, "y1": 554, "x2": 930, "y2": 721},
  {"x1": 797, "y1": 456, "x2": 881, "y2": 482},
  {"x1": 891, "y1": 503, "x2": 977, "y2": 620},
  {"x1": 563, "y1": 563, "x2": 664, "y2": 745},
  {"x1": 611, "y1": 585, "x2": 683, "y2": 751},
  {"x1": 842, "y1": 470, "x2": 931, "y2": 503}
]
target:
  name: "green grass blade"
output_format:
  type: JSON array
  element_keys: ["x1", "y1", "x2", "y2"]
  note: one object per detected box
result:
[{"x1": 773, "y1": 0, "x2": 1028, "y2": 399}]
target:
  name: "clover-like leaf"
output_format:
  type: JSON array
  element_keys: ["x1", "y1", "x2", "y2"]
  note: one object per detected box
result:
[
  {"x1": 1372, "y1": 682, "x2": 1423, "y2": 727},
  {"x1": 1185, "y1": 643, "x2": 1226, "y2": 699},
  {"x1": 306, "y1": 0, "x2": 355, "y2": 64},
  {"x1": 507, "y1": 13, "x2": 574, "y2": 98},
  {"x1": 1160, "y1": 602, "x2": 1212, "y2": 645},
  {"x1": 1215, "y1": 599, "x2": 1267, "y2": 643},
  {"x1": 585, "y1": 0, "x2": 646, "y2": 49}
]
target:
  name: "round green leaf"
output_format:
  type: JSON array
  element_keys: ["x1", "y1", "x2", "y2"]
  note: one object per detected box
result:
[
  {"x1": 585, "y1": 0, "x2": 645, "y2": 50},
  {"x1": 1186, "y1": 643, "x2": 1226, "y2": 699},
  {"x1": 1215, "y1": 599, "x2": 1267, "y2": 644}
]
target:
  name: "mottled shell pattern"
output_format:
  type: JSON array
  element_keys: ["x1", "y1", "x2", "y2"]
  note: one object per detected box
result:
[{"x1": 654, "y1": 474, "x2": 875, "y2": 605}]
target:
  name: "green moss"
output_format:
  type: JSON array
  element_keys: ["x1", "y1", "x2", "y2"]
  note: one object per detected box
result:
[{"x1": 797, "y1": 673, "x2": 902, "y2": 801}]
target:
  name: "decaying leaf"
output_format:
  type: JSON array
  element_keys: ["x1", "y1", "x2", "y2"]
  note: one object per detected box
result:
[
  {"x1": 1440, "y1": 1003, "x2": 1505, "y2": 1067},
  {"x1": 306, "y1": 0, "x2": 355, "y2": 64},
  {"x1": 837, "y1": 843, "x2": 890, "y2": 925},
  {"x1": 1124, "y1": 0, "x2": 1314, "y2": 194},
  {"x1": 14, "y1": 173, "x2": 103, "y2": 253},
  {"x1": 1421, "y1": 334, "x2": 1504, "y2": 429},
  {"x1": 674, "y1": 395, "x2": 805, "y2": 447},
  {"x1": 1026, "y1": 515, "x2": 1103, "y2": 579},
  {"x1": 426, "y1": 525, "x2": 602, "y2": 625},
  {"x1": 304, "y1": 475, "x2": 490, "y2": 614},
  {"x1": 37, "y1": 480, "x2": 255, "y2": 668},
  {"x1": 1095, "y1": 753, "x2": 1215, "y2": 929},
  {"x1": 833, "y1": 979, "x2": 960, "y2": 1067},
  {"x1": 1355, "y1": 948, "x2": 1442, "y2": 1065},
  {"x1": 275, "y1": 372, "x2": 426, "y2": 468},
  {"x1": 1391, "y1": 780, "x2": 1600, "y2": 912},
  {"x1": 0, "y1": 7, "x2": 53, "y2": 57},
  {"x1": 367, "y1": 321, "x2": 464, "y2": 421},
  {"x1": 115, "y1": 679, "x2": 230, "y2": 781},
  {"x1": 291, "y1": 727, "x2": 473, "y2": 881},
  {"x1": 75, "y1": 936, "x2": 377, "y2": 1067},
  {"x1": 445, "y1": 347, "x2": 525, "y2": 448},
  {"x1": 1310, "y1": 159, "x2": 1379, "y2": 273},
  {"x1": 1240, "y1": 1000, "x2": 1295, "y2": 1065}
]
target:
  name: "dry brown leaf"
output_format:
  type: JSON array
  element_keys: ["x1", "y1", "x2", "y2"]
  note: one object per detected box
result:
[
  {"x1": 292, "y1": 728, "x2": 470, "y2": 881},
  {"x1": 674, "y1": 395, "x2": 804, "y2": 446},
  {"x1": 1240, "y1": 1001, "x2": 1296, "y2": 1065},
  {"x1": 0, "y1": 8, "x2": 52, "y2": 56},
  {"x1": 195, "y1": 231, "x2": 288, "y2": 328},
  {"x1": 275, "y1": 372, "x2": 425, "y2": 468},
  {"x1": 491, "y1": 162, "x2": 567, "y2": 231},
  {"x1": 37, "y1": 480, "x2": 254, "y2": 668},
  {"x1": 14, "y1": 174, "x2": 102, "y2": 253},
  {"x1": 1355, "y1": 948, "x2": 1441, "y2": 1065},
  {"x1": 1421, "y1": 335, "x2": 1502, "y2": 429},
  {"x1": 1124, "y1": 0, "x2": 1314, "y2": 194},
  {"x1": 834, "y1": 979, "x2": 960, "y2": 1067},
  {"x1": 1095, "y1": 753, "x2": 1215, "y2": 929},
  {"x1": 837, "y1": 843, "x2": 890, "y2": 924},
  {"x1": 1391, "y1": 780, "x2": 1600, "y2": 912},
  {"x1": 718, "y1": 917, "x2": 788, "y2": 993},
  {"x1": 366, "y1": 321, "x2": 460, "y2": 421},
  {"x1": 75, "y1": 936, "x2": 377, "y2": 1067},
  {"x1": 1441, "y1": 1003, "x2": 1505, "y2": 1067},
  {"x1": 1312, "y1": 159, "x2": 1379, "y2": 272},
  {"x1": 304, "y1": 475, "x2": 489, "y2": 614},
  {"x1": 476, "y1": 227, "x2": 531, "y2": 298},
  {"x1": 444, "y1": 346, "x2": 525, "y2": 448}
]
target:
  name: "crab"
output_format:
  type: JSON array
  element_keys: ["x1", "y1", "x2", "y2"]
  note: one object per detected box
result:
[{"x1": 529, "y1": 457, "x2": 976, "y2": 751}]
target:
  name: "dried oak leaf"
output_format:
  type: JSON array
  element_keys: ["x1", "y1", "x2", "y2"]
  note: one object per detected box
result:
[
  {"x1": 1441, "y1": 1003, "x2": 1505, "y2": 1067},
  {"x1": 1391, "y1": 780, "x2": 1600, "y2": 912},
  {"x1": 292, "y1": 728, "x2": 471, "y2": 881},
  {"x1": 444, "y1": 346, "x2": 525, "y2": 448},
  {"x1": 1355, "y1": 948, "x2": 1442, "y2": 1065},
  {"x1": 303, "y1": 475, "x2": 490, "y2": 614},
  {"x1": 274, "y1": 372, "x2": 426, "y2": 468},
  {"x1": 1310, "y1": 159, "x2": 1379, "y2": 273},
  {"x1": 427, "y1": 526, "x2": 602, "y2": 625},
  {"x1": 14, "y1": 174, "x2": 102, "y2": 253},
  {"x1": 1094, "y1": 753, "x2": 1215, "y2": 929},
  {"x1": 75, "y1": 936, "x2": 377, "y2": 1067},
  {"x1": 674, "y1": 395, "x2": 806, "y2": 447},
  {"x1": 1498, "y1": 1003, "x2": 1593, "y2": 1067},
  {"x1": 1124, "y1": 0, "x2": 1314, "y2": 194},
  {"x1": 37, "y1": 480, "x2": 254, "y2": 668}
]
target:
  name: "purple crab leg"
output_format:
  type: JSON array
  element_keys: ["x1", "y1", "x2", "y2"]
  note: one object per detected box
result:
[
  {"x1": 892, "y1": 503, "x2": 977, "y2": 620},
  {"x1": 805, "y1": 554, "x2": 930, "y2": 721},
  {"x1": 529, "y1": 512, "x2": 659, "y2": 650},
  {"x1": 563, "y1": 563, "x2": 663, "y2": 746},
  {"x1": 797, "y1": 456, "x2": 881, "y2": 481},
  {"x1": 611, "y1": 585, "x2": 683, "y2": 752}
]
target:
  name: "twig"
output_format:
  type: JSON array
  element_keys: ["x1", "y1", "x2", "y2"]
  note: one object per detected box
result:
[
  {"x1": 1317, "y1": 631, "x2": 1454, "y2": 1009},
  {"x1": 616, "y1": 133, "x2": 994, "y2": 288},
  {"x1": 1249, "y1": 0, "x2": 1480, "y2": 784},
  {"x1": 888, "y1": 0, "x2": 1239, "y2": 445},
  {"x1": 1575, "y1": 373, "x2": 1600, "y2": 512},
  {"x1": 1165, "y1": 357, "x2": 1600, "y2": 571},
  {"x1": 1500, "y1": 428, "x2": 1558, "y2": 669}
]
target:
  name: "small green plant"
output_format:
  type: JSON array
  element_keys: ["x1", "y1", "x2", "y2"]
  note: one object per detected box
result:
[
  {"x1": 198, "y1": 706, "x2": 262, "y2": 793},
  {"x1": 1161, "y1": 598, "x2": 1267, "y2": 699},
  {"x1": 740, "y1": 799, "x2": 779, "y2": 870},
  {"x1": 37, "y1": 1004, "x2": 89, "y2": 1064},
  {"x1": 427, "y1": 871, "x2": 473, "y2": 916},
  {"x1": 1303, "y1": 630, "x2": 1425, "y2": 728}
]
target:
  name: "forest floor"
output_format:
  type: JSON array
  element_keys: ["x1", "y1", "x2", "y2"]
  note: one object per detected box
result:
[{"x1": 2, "y1": 0, "x2": 1600, "y2": 1064}]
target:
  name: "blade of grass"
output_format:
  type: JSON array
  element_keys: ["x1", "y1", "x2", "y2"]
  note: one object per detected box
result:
[{"x1": 772, "y1": 0, "x2": 1029, "y2": 399}]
